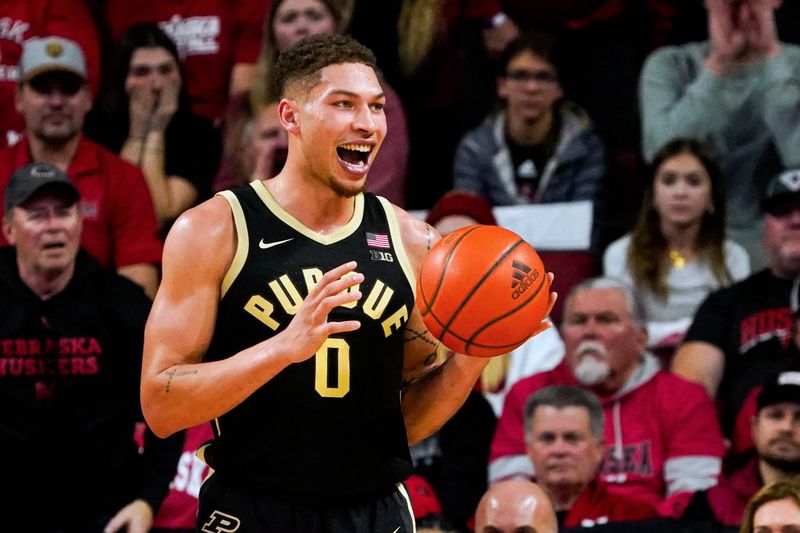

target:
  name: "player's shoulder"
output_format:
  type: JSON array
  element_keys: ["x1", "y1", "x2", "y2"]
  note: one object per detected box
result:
[
  {"x1": 163, "y1": 195, "x2": 235, "y2": 261},
  {"x1": 382, "y1": 201, "x2": 441, "y2": 265}
]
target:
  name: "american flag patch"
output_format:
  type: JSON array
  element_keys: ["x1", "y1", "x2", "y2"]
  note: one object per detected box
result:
[{"x1": 366, "y1": 232, "x2": 391, "y2": 249}]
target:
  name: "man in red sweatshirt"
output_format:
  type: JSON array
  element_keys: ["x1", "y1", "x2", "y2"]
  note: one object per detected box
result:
[{"x1": 525, "y1": 384, "x2": 657, "y2": 528}]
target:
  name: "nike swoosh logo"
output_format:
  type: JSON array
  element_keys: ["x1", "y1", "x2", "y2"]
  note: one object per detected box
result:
[
  {"x1": 391, "y1": 529, "x2": 400, "y2": 533},
  {"x1": 259, "y1": 238, "x2": 293, "y2": 249}
]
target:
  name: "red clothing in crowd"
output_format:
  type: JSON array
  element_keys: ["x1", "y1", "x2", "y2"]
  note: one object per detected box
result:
[
  {"x1": 563, "y1": 479, "x2": 657, "y2": 528},
  {"x1": 152, "y1": 424, "x2": 214, "y2": 529},
  {"x1": 703, "y1": 458, "x2": 761, "y2": 526},
  {"x1": 489, "y1": 355, "x2": 725, "y2": 517},
  {"x1": 0, "y1": 136, "x2": 162, "y2": 268},
  {"x1": 0, "y1": 0, "x2": 100, "y2": 147},
  {"x1": 104, "y1": 0, "x2": 267, "y2": 123}
]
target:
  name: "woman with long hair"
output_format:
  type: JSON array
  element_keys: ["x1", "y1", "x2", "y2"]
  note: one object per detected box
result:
[
  {"x1": 85, "y1": 22, "x2": 220, "y2": 230},
  {"x1": 603, "y1": 138, "x2": 750, "y2": 349}
]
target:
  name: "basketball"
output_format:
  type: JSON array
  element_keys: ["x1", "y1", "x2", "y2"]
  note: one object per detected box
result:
[{"x1": 416, "y1": 225, "x2": 550, "y2": 358}]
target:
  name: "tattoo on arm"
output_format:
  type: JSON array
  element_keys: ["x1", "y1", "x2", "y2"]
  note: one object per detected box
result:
[
  {"x1": 404, "y1": 327, "x2": 439, "y2": 366},
  {"x1": 164, "y1": 367, "x2": 198, "y2": 393},
  {"x1": 426, "y1": 224, "x2": 432, "y2": 252},
  {"x1": 402, "y1": 360, "x2": 446, "y2": 391}
]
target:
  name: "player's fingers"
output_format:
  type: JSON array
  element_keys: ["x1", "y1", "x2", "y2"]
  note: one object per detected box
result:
[
  {"x1": 311, "y1": 290, "x2": 362, "y2": 323},
  {"x1": 308, "y1": 263, "x2": 360, "y2": 301},
  {"x1": 310, "y1": 274, "x2": 364, "y2": 310},
  {"x1": 529, "y1": 320, "x2": 552, "y2": 338},
  {"x1": 316, "y1": 261, "x2": 358, "y2": 290},
  {"x1": 323, "y1": 320, "x2": 362, "y2": 336},
  {"x1": 545, "y1": 291, "x2": 558, "y2": 317}
]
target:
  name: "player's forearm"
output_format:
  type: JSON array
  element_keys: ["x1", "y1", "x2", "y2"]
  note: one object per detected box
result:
[
  {"x1": 141, "y1": 340, "x2": 295, "y2": 437},
  {"x1": 401, "y1": 353, "x2": 489, "y2": 445}
]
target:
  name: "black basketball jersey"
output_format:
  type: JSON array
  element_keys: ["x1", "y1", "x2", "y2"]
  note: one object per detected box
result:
[{"x1": 200, "y1": 181, "x2": 416, "y2": 503}]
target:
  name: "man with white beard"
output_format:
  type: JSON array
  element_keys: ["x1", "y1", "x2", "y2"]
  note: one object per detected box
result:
[{"x1": 489, "y1": 278, "x2": 726, "y2": 518}]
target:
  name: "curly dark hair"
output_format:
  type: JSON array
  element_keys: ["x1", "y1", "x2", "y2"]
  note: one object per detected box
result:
[{"x1": 272, "y1": 33, "x2": 376, "y2": 99}]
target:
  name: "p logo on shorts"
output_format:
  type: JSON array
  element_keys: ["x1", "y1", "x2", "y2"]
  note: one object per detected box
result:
[{"x1": 201, "y1": 510, "x2": 241, "y2": 533}]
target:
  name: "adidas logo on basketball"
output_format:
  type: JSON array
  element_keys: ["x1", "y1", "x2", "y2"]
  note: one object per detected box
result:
[{"x1": 511, "y1": 260, "x2": 540, "y2": 300}]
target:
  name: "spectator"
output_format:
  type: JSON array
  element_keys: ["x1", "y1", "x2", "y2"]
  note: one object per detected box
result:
[
  {"x1": 672, "y1": 169, "x2": 800, "y2": 437},
  {"x1": 0, "y1": 162, "x2": 180, "y2": 531},
  {"x1": 475, "y1": 478, "x2": 558, "y2": 533},
  {"x1": 730, "y1": 278, "x2": 800, "y2": 457},
  {"x1": 490, "y1": 277, "x2": 725, "y2": 517},
  {"x1": 453, "y1": 30, "x2": 606, "y2": 248},
  {"x1": 219, "y1": 0, "x2": 409, "y2": 205},
  {"x1": 85, "y1": 23, "x2": 220, "y2": 230},
  {"x1": 525, "y1": 385, "x2": 657, "y2": 527},
  {"x1": 0, "y1": 0, "x2": 101, "y2": 148},
  {"x1": 603, "y1": 138, "x2": 750, "y2": 352},
  {"x1": 0, "y1": 36, "x2": 162, "y2": 298},
  {"x1": 639, "y1": 0, "x2": 800, "y2": 268},
  {"x1": 740, "y1": 481, "x2": 800, "y2": 533},
  {"x1": 684, "y1": 370, "x2": 800, "y2": 528},
  {"x1": 213, "y1": 100, "x2": 288, "y2": 193},
  {"x1": 104, "y1": 0, "x2": 268, "y2": 124}
]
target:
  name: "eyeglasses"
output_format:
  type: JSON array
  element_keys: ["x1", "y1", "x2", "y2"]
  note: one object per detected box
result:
[{"x1": 505, "y1": 69, "x2": 558, "y2": 84}]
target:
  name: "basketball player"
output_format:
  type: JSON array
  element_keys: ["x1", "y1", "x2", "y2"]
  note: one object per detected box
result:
[{"x1": 141, "y1": 34, "x2": 555, "y2": 532}]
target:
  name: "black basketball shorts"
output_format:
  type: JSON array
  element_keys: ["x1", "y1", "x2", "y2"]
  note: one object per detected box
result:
[{"x1": 196, "y1": 474, "x2": 416, "y2": 533}]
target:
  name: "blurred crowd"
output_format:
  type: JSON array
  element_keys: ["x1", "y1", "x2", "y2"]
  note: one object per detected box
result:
[{"x1": 3, "y1": 0, "x2": 800, "y2": 531}]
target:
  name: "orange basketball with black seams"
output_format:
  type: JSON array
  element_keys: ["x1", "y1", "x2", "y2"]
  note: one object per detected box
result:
[{"x1": 416, "y1": 224, "x2": 550, "y2": 358}]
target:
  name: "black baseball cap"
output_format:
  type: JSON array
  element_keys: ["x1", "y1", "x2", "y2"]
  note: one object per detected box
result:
[
  {"x1": 758, "y1": 370, "x2": 800, "y2": 411},
  {"x1": 762, "y1": 169, "x2": 800, "y2": 215},
  {"x1": 3, "y1": 163, "x2": 80, "y2": 214}
]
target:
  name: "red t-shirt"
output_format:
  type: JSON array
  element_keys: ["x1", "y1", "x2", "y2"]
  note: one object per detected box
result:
[
  {"x1": 104, "y1": 0, "x2": 267, "y2": 123},
  {"x1": 0, "y1": 136, "x2": 163, "y2": 268},
  {"x1": 0, "y1": 0, "x2": 101, "y2": 147}
]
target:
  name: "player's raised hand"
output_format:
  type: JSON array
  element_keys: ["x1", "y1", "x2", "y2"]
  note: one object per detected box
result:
[{"x1": 281, "y1": 261, "x2": 363, "y2": 363}]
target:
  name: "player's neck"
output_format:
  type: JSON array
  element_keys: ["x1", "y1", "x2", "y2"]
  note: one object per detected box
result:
[{"x1": 264, "y1": 173, "x2": 357, "y2": 234}]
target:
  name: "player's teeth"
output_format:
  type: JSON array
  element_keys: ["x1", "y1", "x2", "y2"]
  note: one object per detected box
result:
[{"x1": 341, "y1": 144, "x2": 370, "y2": 152}]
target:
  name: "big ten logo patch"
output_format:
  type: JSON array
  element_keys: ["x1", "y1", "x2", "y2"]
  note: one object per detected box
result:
[
  {"x1": 370, "y1": 249, "x2": 394, "y2": 262},
  {"x1": 201, "y1": 510, "x2": 241, "y2": 533}
]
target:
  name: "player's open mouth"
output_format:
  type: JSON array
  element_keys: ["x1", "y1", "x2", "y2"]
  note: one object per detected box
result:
[{"x1": 337, "y1": 143, "x2": 372, "y2": 173}]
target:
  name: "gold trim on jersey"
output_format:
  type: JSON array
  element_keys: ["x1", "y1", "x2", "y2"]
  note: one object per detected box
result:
[
  {"x1": 397, "y1": 482, "x2": 417, "y2": 533},
  {"x1": 250, "y1": 180, "x2": 365, "y2": 245},
  {"x1": 377, "y1": 196, "x2": 416, "y2": 297},
  {"x1": 217, "y1": 191, "x2": 250, "y2": 298}
]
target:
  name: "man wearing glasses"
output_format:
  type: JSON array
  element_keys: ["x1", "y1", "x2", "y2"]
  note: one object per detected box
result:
[
  {"x1": 0, "y1": 37, "x2": 162, "y2": 298},
  {"x1": 452, "y1": 30, "x2": 605, "y2": 211}
]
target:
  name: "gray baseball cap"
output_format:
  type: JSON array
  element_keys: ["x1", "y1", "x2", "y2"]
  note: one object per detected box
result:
[
  {"x1": 19, "y1": 36, "x2": 87, "y2": 83},
  {"x1": 4, "y1": 163, "x2": 80, "y2": 213}
]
